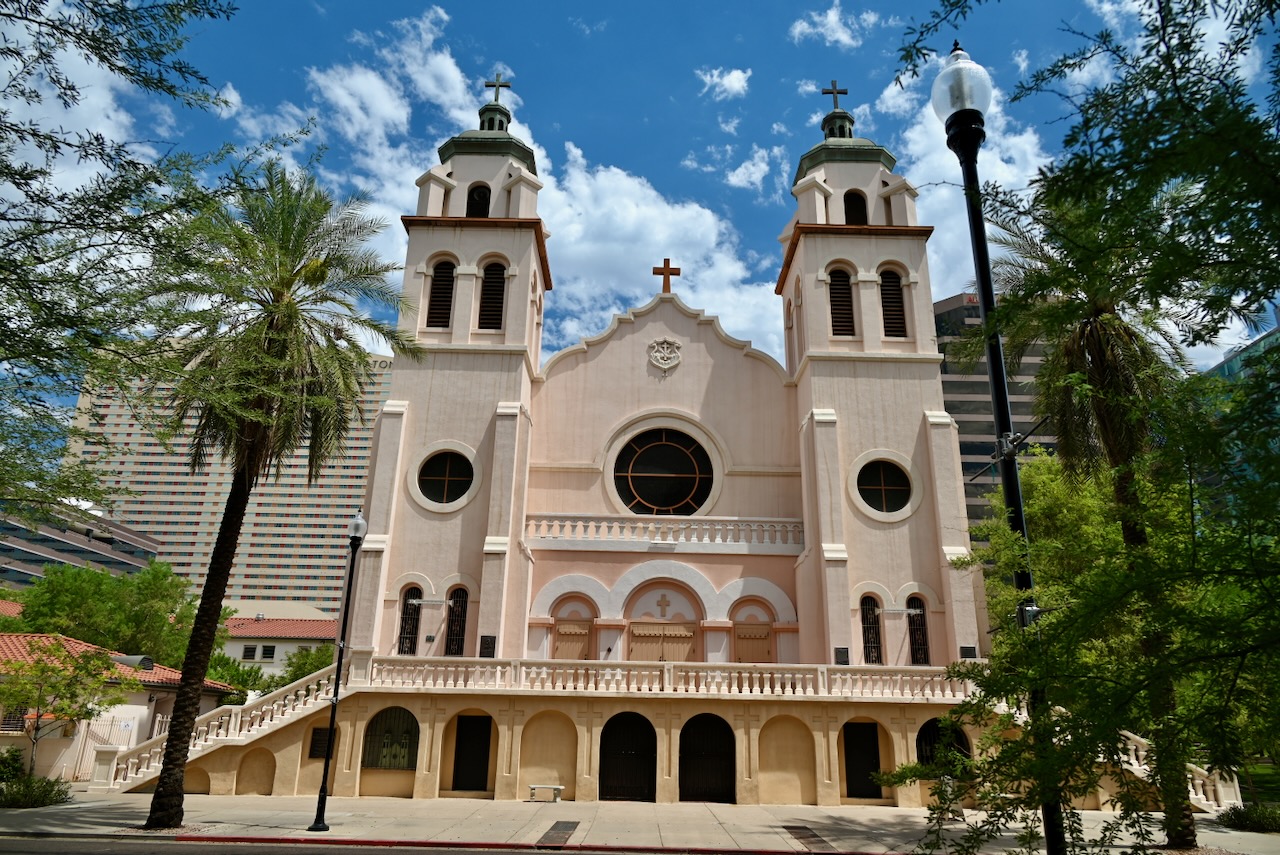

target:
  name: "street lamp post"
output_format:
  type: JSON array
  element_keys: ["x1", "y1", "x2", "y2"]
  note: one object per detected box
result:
[
  {"x1": 932, "y1": 43, "x2": 1066, "y2": 855},
  {"x1": 307, "y1": 509, "x2": 368, "y2": 833}
]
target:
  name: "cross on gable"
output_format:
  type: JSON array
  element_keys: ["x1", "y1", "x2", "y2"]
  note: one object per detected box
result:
[
  {"x1": 485, "y1": 72, "x2": 512, "y2": 103},
  {"x1": 652, "y1": 258, "x2": 680, "y2": 293},
  {"x1": 822, "y1": 79, "x2": 848, "y2": 111}
]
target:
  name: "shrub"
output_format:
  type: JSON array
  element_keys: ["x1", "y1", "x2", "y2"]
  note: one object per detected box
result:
[
  {"x1": 1217, "y1": 803, "x2": 1280, "y2": 834},
  {"x1": 0, "y1": 747, "x2": 25, "y2": 784},
  {"x1": 0, "y1": 775, "x2": 72, "y2": 808}
]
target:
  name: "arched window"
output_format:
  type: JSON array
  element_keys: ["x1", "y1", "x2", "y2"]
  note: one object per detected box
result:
[
  {"x1": 465, "y1": 183, "x2": 491, "y2": 218},
  {"x1": 444, "y1": 587, "x2": 469, "y2": 656},
  {"x1": 907, "y1": 595, "x2": 930, "y2": 665},
  {"x1": 362, "y1": 706, "x2": 419, "y2": 770},
  {"x1": 478, "y1": 263, "x2": 505, "y2": 330},
  {"x1": 828, "y1": 268, "x2": 855, "y2": 336},
  {"x1": 880, "y1": 270, "x2": 908, "y2": 338},
  {"x1": 844, "y1": 190, "x2": 868, "y2": 225},
  {"x1": 426, "y1": 261, "x2": 455, "y2": 328},
  {"x1": 860, "y1": 596, "x2": 883, "y2": 665},
  {"x1": 397, "y1": 587, "x2": 422, "y2": 655}
]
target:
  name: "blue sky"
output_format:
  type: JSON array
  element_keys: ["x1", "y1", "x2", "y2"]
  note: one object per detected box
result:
[{"x1": 80, "y1": 1, "x2": 1256, "y2": 366}]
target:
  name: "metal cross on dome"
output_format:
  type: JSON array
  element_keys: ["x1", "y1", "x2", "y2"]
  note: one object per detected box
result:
[
  {"x1": 652, "y1": 258, "x2": 680, "y2": 293},
  {"x1": 822, "y1": 79, "x2": 848, "y2": 111},
  {"x1": 485, "y1": 72, "x2": 511, "y2": 103}
]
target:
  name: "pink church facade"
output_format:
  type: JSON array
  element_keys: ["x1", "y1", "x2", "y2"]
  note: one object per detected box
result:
[{"x1": 96, "y1": 91, "x2": 993, "y2": 807}]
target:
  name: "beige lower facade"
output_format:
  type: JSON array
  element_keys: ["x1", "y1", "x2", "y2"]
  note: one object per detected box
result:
[{"x1": 99, "y1": 655, "x2": 975, "y2": 808}]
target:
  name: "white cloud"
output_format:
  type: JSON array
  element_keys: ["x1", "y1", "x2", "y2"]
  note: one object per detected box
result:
[
  {"x1": 796, "y1": 80, "x2": 819, "y2": 96},
  {"x1": 569, "y1": 17, "x2": 607, "y2": 36},
  {"x1": 216, "y1": 83, "x2": 242, "y2": 119},
  {"x1": 1013, "y1": 49, "x2": 1029, "y2": 76},
  {"x1": 789, "y1": 1, "x2": 864, "y2": 50},
  {"x1": 876, "y1": 78, "x2": 923, "y2": 118},
  {"x1": 725, "y1": 146, "x2": 772, "y2": 192},
  {"x1": 852, "y1": 103, "x2": 874, "y2": 133},
  {"x1": 718, "y1": 116, "x2": 741, "y2": 135},
  {"x1": 771, "y1": 122, "x2": 790, "y2": 135},
  {"x1": 307, "y1": 64, "x2": 410, "y2": 145},
  {"x1": 696, "y1": 67, "x2": 752, "y2": 101}
]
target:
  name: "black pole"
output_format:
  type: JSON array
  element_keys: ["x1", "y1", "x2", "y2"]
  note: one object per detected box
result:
[
  {"x1": 945, "y1": 107, "x2": 1067, "y2": 855},
  {"x1": 307, "y1": 529, "x2": 362, "y2": 833}
]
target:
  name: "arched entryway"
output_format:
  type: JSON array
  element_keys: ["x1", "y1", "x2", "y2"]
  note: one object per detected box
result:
[
  {"x1": 679, "y1": 713, "x2": 735, "y2": 803},
  {"x1": 599, "y1": 712, "x2": 656, "y2": 801}
]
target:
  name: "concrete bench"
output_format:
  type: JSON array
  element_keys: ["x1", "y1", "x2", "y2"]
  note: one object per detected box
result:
[{"x1": 528, "y1": 783, "x2": 565, "y2": 802}]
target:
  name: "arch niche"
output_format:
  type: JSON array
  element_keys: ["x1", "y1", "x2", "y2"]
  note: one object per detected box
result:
[
  {"x1": 598, "y1": 712, "x2": 656, "y2": 801},
  {"x1": 518, "y1": 711, "x2": 577, "y2": 800},
  {"x1": 757, "y1": 715, "x2": 816, "y2": 805},
  {"x1": 235, "y1": 747, "x2": 276, "y2": 795}
]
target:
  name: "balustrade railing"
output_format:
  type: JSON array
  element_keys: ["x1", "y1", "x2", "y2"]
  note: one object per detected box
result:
[
  {"x1": 364, "y1": 657, "x2": 969, "y2": 700},
  {"x1": 525, "y1": 514, "x2": 804, "y2": 552}
]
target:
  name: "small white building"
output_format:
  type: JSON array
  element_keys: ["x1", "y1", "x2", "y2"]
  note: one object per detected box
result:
[{"x1": 224, "y1": 616, "x2": 337, "y2": 677}]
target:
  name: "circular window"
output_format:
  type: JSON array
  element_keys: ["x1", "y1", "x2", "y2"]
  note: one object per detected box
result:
[
  {"x1": 417, "y1": 451, "x2": 474, "y2": 504},
  {"x1": 613, "y1": 428, "x2": 713, "y2": 515},
  {"x1": 856, "y1": 460, "x2": 912, "y2": 513}
]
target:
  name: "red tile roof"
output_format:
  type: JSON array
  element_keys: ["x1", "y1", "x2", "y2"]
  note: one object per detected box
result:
[
  {"x1": 225, "y1": 617, "x2": 337, "y2": 640},
  {"x1": 0, "y1": 600, "x2": 23, "y2": 618},
  {"x1": 0, "y1": 633, "x2": 233, "y2": 693}
]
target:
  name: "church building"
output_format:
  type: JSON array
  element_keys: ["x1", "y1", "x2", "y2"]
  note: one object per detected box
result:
[{"x1": 94, "y1": 81, "x2": 987, "y2": 806}]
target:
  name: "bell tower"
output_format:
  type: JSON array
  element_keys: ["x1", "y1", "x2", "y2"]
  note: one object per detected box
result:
[
  {"x1": 778, "y1": 83, "x2": 980, "y2": 667},
  {"x1": 352, "y1": 76, "x2": 551, "y2": 664}
]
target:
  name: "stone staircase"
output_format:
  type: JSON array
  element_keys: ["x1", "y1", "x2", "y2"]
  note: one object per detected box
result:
[
  {"x1": 1119, "y1": 730, "x2": 1242, "y2": 813},
  {"x1": 89, "y1": 665, "x2": 338, "y2": 793}
]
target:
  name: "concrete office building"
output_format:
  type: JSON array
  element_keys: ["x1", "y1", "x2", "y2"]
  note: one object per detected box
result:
[{"x1": 74, "y1": 358, "x2": 394, "y2": 614}]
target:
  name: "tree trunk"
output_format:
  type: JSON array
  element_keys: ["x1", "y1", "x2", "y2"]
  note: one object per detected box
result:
[
  {"x1": 144, "y1": 465, "x2": 254, "y2": 828},
  {"x1": 1113, "y1": 467, "x2": 1197, "y2": 849}
]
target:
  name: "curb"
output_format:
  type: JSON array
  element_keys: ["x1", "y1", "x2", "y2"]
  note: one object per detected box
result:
[{"x1": 176, "y1": 837, "x2": 889, "y2": 854}]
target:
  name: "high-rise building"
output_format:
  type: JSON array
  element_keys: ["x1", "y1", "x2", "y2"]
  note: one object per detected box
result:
[
  {"x1": 933, "y1": 293, "x2": 1056, "y2": 529},
  {"x1": 0, "y1": 513, "x2": 158, "y2": 589},
  {"x1": 73, "y1": 357, "x2": 394, "y2": 613}
]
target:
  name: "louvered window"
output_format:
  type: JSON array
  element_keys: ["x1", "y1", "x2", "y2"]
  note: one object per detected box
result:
[
  {"x1": 444, "y1": 588, "x2": 469, "y2": 656},
  {"x1": 907, "y1": 595, "x2": 930, "y2": 665},
  {"x1": 426, "y1": 261, "x2": 455, "y2": 328},
  {"x1": 881, "y1": 270, "x2": 908, "y2": 337},
  {"x1": 829, "y1": 269, "x2": 855, "y2": 336},
  {"x1": 478, "y1": 263, "x2": 505, "y2": 330},
  {"x1": 860, "y1": 596, "x2": 883, "y2": 664},
  {"x1": 398, "y1": 587, "x2": 422, "y2": 655}
]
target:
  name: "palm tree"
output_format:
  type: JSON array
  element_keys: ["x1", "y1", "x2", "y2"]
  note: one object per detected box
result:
[
  {"x1": 981, "y1": 185, "x2": 1200, "y2": 848},
  {"x1": 144, "y1": 161, "x2": 421, "y2": 828}
]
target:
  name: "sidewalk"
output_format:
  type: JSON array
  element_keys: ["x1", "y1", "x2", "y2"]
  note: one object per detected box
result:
[{"x1": 0, "y1": 791, "x2": 1275, "y2": 854}]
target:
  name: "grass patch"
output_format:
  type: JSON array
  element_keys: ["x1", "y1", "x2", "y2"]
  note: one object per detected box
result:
[
  {"x1": 1240, "y1": 762, "x2": 1280, "y2": 805},
  {"x1": 0, "y1": 775, "x2": 72, "y2": 808}
]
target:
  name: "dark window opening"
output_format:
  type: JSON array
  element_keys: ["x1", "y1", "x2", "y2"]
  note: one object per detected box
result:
[
  {"x1": 308, "y1": 727, "x2": 333, "y2": 759},
  {"x1": 614, "y1": 428, "x2": 713, "y2": 516},
  {"x1": 857, "y1": 461, "x2": 911, "y2": 513},
  {"x1": 829, "y1": 269, "x2": 855, "y2": 336},
  {"x1": 881, "y1": 270, "x2": 908, "y2": 337},
  {"x1": 478, "y1": 263, "x2": 505, "y2": 329},
  {"x1": 445, "y1": 588, "x2": 469, "y2": 656},
  {"x1": 418, "y1": 451, "x2": 473, "y2": 504},
  {"x1": 466, "y1": 184, "x2": 491, "y2": 217},
  {"x1": 916, "y1": 717, "x2": 970, "y2": 766},
  {"x1": 844, "y1": 190, "x2": 868, "y2": 225},
  {"x1": 426, "y1": 261, "x2": 455, "y2": 328}
]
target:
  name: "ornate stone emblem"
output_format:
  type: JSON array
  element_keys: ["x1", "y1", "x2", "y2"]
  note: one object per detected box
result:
[{"x1": 648, "y1": 338, "x2": 682, "y2": 374}]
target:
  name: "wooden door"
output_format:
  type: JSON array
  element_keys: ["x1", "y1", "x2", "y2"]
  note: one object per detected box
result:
[
  {"x1": 553, "y1": 620, "x2": 591, "y2": 660},
  {"x1": 734, "y1": 624, "x2": 772, "y2": 662}
]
